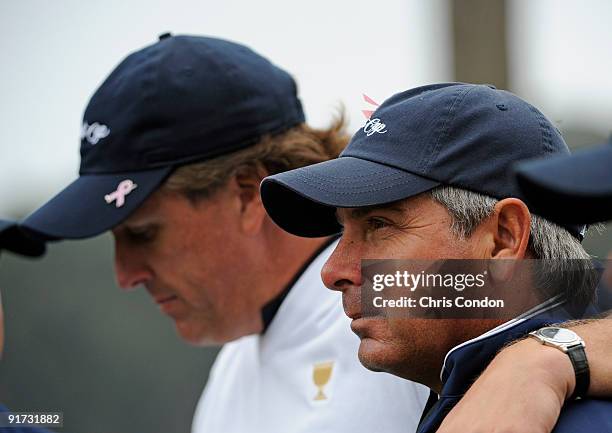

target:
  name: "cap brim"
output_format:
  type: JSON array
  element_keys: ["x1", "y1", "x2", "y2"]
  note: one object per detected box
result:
[
  {"x1": 261, "y1": 156, "x2": 440, "y2": 237},
  {"x1": 22, "y1": 167, "x2": 173, "y2": 240},
  {"x1": 516, "y1": 142, "x2": 612, "y2": 224},
  {"x1": 0, "y1": 219, "x2": 46, "y2": 257}
]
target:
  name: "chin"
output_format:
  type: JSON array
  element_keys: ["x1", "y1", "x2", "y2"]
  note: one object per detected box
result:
[
  {"x1": 357, "y1": 337, "x2": 397, "y2": 374},
  {"x1": 174, "y1": 320, "x2": 218, "y2": 346},
  {"x1": 352, "y1": 318, "x2": 400, "y2": 372},
  {"x1": 356, "y1": 335, "x2": 419, "y2": 381}
]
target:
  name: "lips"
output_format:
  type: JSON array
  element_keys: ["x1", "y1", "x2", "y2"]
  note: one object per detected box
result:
[
  {"x1": 156, "y1": 295, "x2": 183, "y2": 317},
  {"x1": 154, "y1": 294, "x2": 178, "y2": 305},
  {"x1": 350, "y1": 316, "x2": 369, "y2": 339}
]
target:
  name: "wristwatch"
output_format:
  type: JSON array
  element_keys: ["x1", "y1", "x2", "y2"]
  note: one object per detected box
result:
[{"x1": 528, "y1": 326, "x2": 590, "y2": 400}]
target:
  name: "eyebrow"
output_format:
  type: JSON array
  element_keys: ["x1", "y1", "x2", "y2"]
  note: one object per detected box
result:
[{"x1": 336, "y1": 201, "x2": 407, "y2": 223}]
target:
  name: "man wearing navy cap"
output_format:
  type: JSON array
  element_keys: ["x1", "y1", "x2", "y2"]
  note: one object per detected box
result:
[
  {"x1": 0, "y1": 220, "x2": 50, "y2": 432},
  {"x1": 261, "y1": 83, "x2": 612, "y2": 432},
  {"x1": 21, "y1": 35, "x2": 428, "y2": 432},
  {"x1": 435, "y1": 138, "x2": 612, "y2": 433}
]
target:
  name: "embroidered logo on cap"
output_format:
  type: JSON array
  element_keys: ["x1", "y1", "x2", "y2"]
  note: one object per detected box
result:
[
  {"x1": 105, "y1": 180, "x2": 138, "y2": 208},
  {"x1": 81, "y1": 121, "x2": 110, "y2": 145},
  {"x1": 361, "y1": 93, "x2": 387, "y2": 136},
  {"x1": 363, "y1": 118, "x2": 388, "y2": 136}
]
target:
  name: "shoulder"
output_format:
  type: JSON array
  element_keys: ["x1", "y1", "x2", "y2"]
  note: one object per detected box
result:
[
  {"x1": 207, "y1": 335, "x2": 258, "y2": 378},
  {"x1": 553, "y1": 398, "x2": 612, "y2": 433}
]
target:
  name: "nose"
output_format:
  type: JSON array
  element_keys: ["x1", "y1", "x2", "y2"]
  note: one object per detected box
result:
[
  {"x1": 114, "y1": 240, "x2": 152, "y2": 291},
  {"x1": 321, "y1": 237, "x2": 363, "y2": 293}
]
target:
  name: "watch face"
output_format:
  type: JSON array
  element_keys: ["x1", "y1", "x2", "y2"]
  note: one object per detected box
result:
[{"x1": 539, "y1": 327, "x2": 578, "y2": 344}]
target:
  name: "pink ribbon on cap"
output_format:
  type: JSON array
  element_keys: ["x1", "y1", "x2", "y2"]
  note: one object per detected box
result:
[{"x1": 105, "y1": 179, "x2": 138, "y2": 208}]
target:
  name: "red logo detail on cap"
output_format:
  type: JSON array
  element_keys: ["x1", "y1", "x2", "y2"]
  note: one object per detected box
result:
[{"x1": 362, "y1": 94, "x2": 380, "y2": 119}]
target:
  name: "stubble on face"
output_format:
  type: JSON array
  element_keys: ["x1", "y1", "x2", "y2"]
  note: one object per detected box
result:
[
  {"x1": 329, "y1": 195, "x2": 485, "y2": 387},
  {"x1": 113, "y1": 187, "x2": 265, "y2": 346}
]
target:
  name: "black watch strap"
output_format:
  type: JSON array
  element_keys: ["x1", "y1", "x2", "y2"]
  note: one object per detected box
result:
[{"x1": 567, "y1": 343, "x2": 590, "y2": 400}]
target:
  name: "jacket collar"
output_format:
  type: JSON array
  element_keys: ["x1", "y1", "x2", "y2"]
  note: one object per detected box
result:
[
  {"x1": 440, "y1": 295, "x2": 569, "y2": 396},
  {"x1": 418, "y1": 295, "x2": 600, "y2": 433},
  {"x1": 417, "y1": 296, "x2": 573, "y2": 433}
]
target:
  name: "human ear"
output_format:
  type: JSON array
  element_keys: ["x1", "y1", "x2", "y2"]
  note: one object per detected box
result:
[
  {"x1": 485, "y1": 198, "x2": 531, "y2": 282},
  {"x1": 490, "y1": 198, "x2": 531, "y2": 258},
  {"x1": 234, "y1": 164, "x2": 268, "y2": 236}
]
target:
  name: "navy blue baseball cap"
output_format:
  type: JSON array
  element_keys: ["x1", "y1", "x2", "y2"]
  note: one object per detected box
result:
[
  {"x1": 22, "y1": 34, "x2": 304, "y2": 240},
  {"x1": 515, "y1": 137, "x2": 612, "y2": 224},
  {"x1": 0, "y1": 219, "x2": 45, "y2": 257},
  {"x1": 261, "y1": 83, "x2": 585, "y2": 239}
]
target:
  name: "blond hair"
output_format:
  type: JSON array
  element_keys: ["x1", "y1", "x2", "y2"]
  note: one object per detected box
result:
[{"x1": 164, "y1": 116, "x2": 348, "y2": 201}]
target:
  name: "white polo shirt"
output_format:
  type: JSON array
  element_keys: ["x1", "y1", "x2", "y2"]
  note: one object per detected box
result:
[{"x1": 192, "y1": 241, "x2": 428, "y2": 433}]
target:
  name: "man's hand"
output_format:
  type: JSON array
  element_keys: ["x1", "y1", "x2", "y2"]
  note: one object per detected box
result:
[{"x1": 436, "y1": 337, "x2": 574, "y2": 433}]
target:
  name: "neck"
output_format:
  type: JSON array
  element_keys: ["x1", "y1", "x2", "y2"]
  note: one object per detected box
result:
[
  {"x1": 269, "y1": 235, "x2": 333, "y2": 297},
  {"x1": 256, "y1": 220, "x2": 333, "y2": 315},
  {"x1": 409, "y1": 318, "x2": 505, "y2": 394}
]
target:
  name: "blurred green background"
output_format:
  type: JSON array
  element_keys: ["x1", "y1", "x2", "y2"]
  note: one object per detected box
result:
[{"x1": 0, "y1": 236, "x2": 219, "y2": 433}]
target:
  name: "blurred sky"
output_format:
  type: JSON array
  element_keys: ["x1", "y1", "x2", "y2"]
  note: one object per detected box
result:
[
  {"x1": 0, "y1": 0, "x2": 452, "y2": 216},
  {"x1": 0, "y1": 0, "x2": 610, "y2": 217},
  {"x1": 508, "y1": 0, "x2": 612, "y2": 136}
]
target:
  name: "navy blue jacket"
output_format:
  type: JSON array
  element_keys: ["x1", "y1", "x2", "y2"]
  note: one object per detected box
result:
[{"x1": 417, "y1": 297, "x2": 612, "y2": 433}]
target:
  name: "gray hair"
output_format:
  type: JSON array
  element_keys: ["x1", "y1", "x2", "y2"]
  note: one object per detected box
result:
[{"x1": 429, "y1": 185, "x2": 596, "y2": 306}]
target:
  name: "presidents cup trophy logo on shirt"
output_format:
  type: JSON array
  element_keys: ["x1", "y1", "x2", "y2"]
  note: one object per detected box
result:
[{"x1": 312, "y1": 361, "x2": 335, "y2": 402}]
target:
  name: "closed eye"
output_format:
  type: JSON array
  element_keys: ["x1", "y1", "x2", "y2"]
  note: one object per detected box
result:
[{"x1": 124, "y1": 225, "x2": 158, "y2": 243}]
